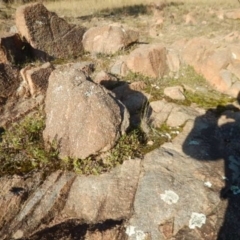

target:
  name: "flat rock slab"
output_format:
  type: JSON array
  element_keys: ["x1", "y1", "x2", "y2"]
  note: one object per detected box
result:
[
  {"x1": 127, "y1": 109, "x2": 240, "y2": 240},
  {"x1": 0, "y1": 159, "x2": 141, "y2": 239}
]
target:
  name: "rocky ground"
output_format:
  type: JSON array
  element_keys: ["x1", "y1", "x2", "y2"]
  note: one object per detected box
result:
[{"x1": 1, "y1": 1, "x2": 240, "y2": 240}]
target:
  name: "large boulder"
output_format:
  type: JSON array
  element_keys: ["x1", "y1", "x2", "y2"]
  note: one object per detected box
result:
[
  {"x1": 125, "y1": 44, "x2": 168, "y2": 78},
  {"x1": 43, "y1": 63, "x2": 129, "y2": 159},
  {"x1": 15, "y1": 3, "x2": 85, "y2": 60},
  {"x1": 82, "y1": 24, "x2": 139, "y2": 55}
]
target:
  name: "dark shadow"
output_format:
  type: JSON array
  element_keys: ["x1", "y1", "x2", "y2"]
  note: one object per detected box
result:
[
  {"x1": 76, "y1": 1, "x2": 184, "y2": 21},
  {"x1": 110, "y1": 81, "x2": 149, "y2": 127},
  {"x1": 182, "y1": 93, "x2": 240, "y2": 239},
  {"x1": 77, "y1": 4, "x2": 149, "y2": 21},
  {"x1": 21, "y1": 219, "x2": 124, "y2": 240}
]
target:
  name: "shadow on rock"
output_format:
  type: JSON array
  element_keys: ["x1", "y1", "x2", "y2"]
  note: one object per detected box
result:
[
  {"x1": 21, "y1": 219, "x2": 125, "y2": 240},
  {"x1": 182, "y1": 94, "x2": 240, "y2": 240}
]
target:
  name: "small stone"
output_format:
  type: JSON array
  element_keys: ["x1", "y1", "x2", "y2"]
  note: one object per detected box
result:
[{"x1": 12, "y1": 230, "x2": 24, "y2": 239}]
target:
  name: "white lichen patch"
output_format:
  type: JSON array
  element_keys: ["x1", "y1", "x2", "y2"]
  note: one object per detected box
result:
[
  {"x1": 125, "y1": 226, "x2": 147, "y2": 240},
  {"x1": 160, "y1": 190, "x2": 179, "y2": 205},
  {"x1": 135, "y1": 230, "x2": 147, "y2": 240},
  {"x1": 126, "y1": 226, "x2": 136, "y2": 236},
  {"x1": 204, "y1": 181, "x2": 212, "y2": 188},
  {"x1": 189, "y1": 212, "x2": 206, "y2": 229}
]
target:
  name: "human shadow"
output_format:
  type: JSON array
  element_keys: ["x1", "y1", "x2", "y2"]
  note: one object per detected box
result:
[{"x1": 182, "y1": 97, "x2": 240, "y2": 240}]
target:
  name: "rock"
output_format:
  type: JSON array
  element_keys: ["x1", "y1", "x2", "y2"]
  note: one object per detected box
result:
[
  {"x1": 127, "y1": 106, "x2": 240, "y2": 239},
  {"x1": 182, "y1": 37, "x2": 213, "y2": 72},
  {"x1": 9, "y1": 25, "x2": 18, "y2": 34},
  {"x1": 128, "y1": 81, "x2": 147, "y2": 92},
  {"x1": 82, "y1": 24, "x2": 139, "y2": 55},
  {"x1": 69, "y1": 61, "x2": 95, "y2": 77},
  {"x1": 15, "y1": 3, "x2": 85, "y2": 60},
  {"x1": 0, "y1": 172, "x2": 43, "y2": 239},
  {"x1": 0, "y1": 159, "x2": 141, "y2": 239},
  {"x1": 20, "y1": 62, "x2": 54, "y2": 96},
  {"x1": 166, "y1": 105, "x2": 201, "y2": 127},
  {"x1": 43, "y1": 63, "x2": 130, "y2": 159},
  {"x1": 229, "y1": 44, "x2": 240, "y2": 61},
  {"x1": 125, "y1": 44, "x2": 168, "y2": 78},
  {"x1": 0, "y1": 94, "x2": 45, "y2": 128},
  {"x1": 148, "y1": 99, "x2": 201, "y2": 127},
  {"x1": 166, "y1": 49, "x2": 180, "y2": 73},
  {"x1": 0, "y1": 63, "x2": 20, "y2": 103},
  {"x1": 148, "y1": 99, "x2": 174, "y2": 127},
  {"x1": 225, "y1": 9, "x2": 240, "y2": 19},
  {"x1": 110, "y1": 56, "x2": 129, "y2": 76},
  {"x1": 164, "y1": 86, "x2": 185, "y2": 100},
  {"x1": 216, "y1": 10, "x2": 225, "y2": 20},
  {"x1": 224, "y1": 31, "x2": 240, "y2": 42},
  {"x1": 93, "y1": 70, "x2": 119, "y2": 90},
  {"x1": 0, "y1": 33, "x2": 32, "y2": 64},
  {"x1": 184, "y1": 12, "x2": 197, "y2": 25},
  {"x1": 149, "y1": 16, "x2": 164, "y2": 37},
  {"x1": 126, "y1": 139, "x2": 223, "y2": 239},
  {"x1": 181, "y1": 37, "x2": 240, "y2": 97},
  {"x1": 62, "y1": 159, "x2": 141, "y2": 222}
]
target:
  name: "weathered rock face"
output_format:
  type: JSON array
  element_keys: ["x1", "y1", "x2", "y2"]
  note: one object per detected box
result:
[
  {"x1": 110, "y1": 56, "x2": 129, "y2": 76},
  {"x1": 125, "y1": 44, "x2": 168, "y2": 78},
  {"x1": 181, "y1": 37, "x2": 240, "y2": 97},
  {"x1": 0, "y1": 63, "x2": 20, "y2": 103},
  {"x1": 82, "y1": 25, "x2": 139, "y2": 55},
  {"x1": 0, "y1": 94, "x2": 44, "y2": 128},
  {"x1": 164, "y1": 85, "x2": 185, "y2": 100},
  {"x1": 0, "y1": 159, "x2": 141, "y2": 239},
  {"x1": 127, "y1": 108, "x2": 240, "y2": 239},
  {"x1": 15, "y1": 3, "x2": 85, "y2": 60},
  {"x1": 166, "y1": 48, "x2": 181, "y2": 73},
  {"x1": 149, "y1": 99, "x2": 202, "y2": 128},
  {"x1": 20, "y1": 62, "x2": 54, "y2": 96},
  {"x1": 43, "y1": 63, "x2": 129, "y2": 159},
  {"x1": 0, "y1": 33, "x2": 32, "y2": 64}
]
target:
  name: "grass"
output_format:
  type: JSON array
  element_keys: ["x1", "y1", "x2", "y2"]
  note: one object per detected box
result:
[
  {"x1": 0, "y1": 0, "x2": 238, "y2": 177},
  {"x1": 127, "y1": 65, "x2": 234, "y2": 109},
  {"x1": 0, "y1": 110, "x2": 145, "y2": 177},
  {"x1": 42, "y1": 0, "x2": 239, "y2": 18}
]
